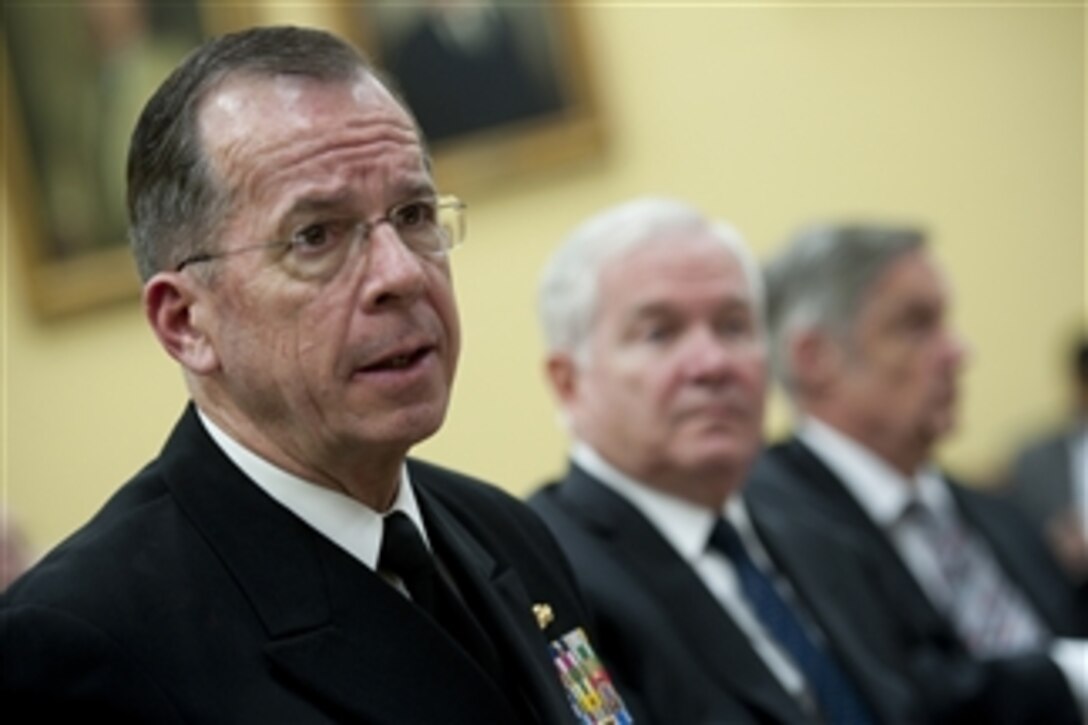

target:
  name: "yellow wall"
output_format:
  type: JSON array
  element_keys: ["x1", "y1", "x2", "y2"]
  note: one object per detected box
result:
[{"x1": 3, "y1": 4, "x2": 1085, "y2": 557}]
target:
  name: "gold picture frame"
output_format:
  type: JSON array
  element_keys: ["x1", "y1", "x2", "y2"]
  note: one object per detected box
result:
[
  {"x1": 3, "y1": 3, "x2": 255, "y2": 319},
  {"x1": 338, "y1": 2, "x2": 606, "y2": 195},
  {"x1": 5, "y1": 4, "x2": 604, "y2": 318}
]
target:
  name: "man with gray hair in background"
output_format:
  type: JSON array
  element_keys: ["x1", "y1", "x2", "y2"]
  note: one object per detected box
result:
[
  {"x1": 529, "y1": 198, "x2": 923, "y2": 724},
  {"x1": 752, "y1": 223, "x2": 1088, "y2": 723}
]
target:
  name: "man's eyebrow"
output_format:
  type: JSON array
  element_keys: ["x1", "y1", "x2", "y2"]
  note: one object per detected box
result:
[
  {"x1": 625, "y1": 301, "x2": 677, "y2": 323},
  {"x1": 281, "y1": 191, "x2": 355, "y2": 219},
  {"x1": 629, "y1": 295, "x2": 753, "y2": 317},
  {"x1": 397, "y1": 178, "x2": 438, "y2": 199},
  {"x1": 719, "y1": 296, "x2": 756, "y2": 313},
  {"x1": 279, "y1": 179, "x2": 438, "y2": 220}
]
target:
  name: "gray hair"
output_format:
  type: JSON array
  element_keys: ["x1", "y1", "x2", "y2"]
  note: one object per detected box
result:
[
  {"x1": 538, "y1": 197, "x2": 763, "y2": 361},
  {"x1": 127, "y1": 26, "x2": 387, "y2": 281},
  {"x1": 763, "y1": 223, "x2": 926, "y2": 393}
]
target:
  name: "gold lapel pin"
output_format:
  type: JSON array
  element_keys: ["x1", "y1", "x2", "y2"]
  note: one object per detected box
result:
[{"x1": 532, "y1": 602, "x2": 555, "y2": 630}]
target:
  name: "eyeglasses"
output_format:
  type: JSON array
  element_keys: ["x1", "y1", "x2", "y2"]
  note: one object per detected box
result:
[{"x1": 174, "y1": 195, "x2": 467, "y2": 279}]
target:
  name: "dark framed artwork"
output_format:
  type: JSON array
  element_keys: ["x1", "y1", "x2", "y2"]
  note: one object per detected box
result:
[
  {"x1": 3, "y1": 3, "x2": 253, "y2": 318},
  {"x1": 340, "y1": 2, "x2": 606, "y2": 194}
]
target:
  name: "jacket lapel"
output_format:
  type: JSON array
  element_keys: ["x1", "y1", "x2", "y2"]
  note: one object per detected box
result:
[
  {"x1": 412, "y1": 473, "x2": 576, "y2": 725},
  {"x1": 160, "y1": 406, "x2": 519, "y2": 724},
  {"x1": 774, "y1": 439, "x2": 954, "y2": 630},
  {"x1": 747, "y1": 494, "x2": 922, "y2": 723},
  {"x1": 765, "y1": 438, "x2": 986, "y2": 657},
  {"x1": 949, "y1": 481, "x2": 1081, "y2": 634},
  {"x1": 264, "y1": 536, "x2": 521, "y2": 724},
  {"x1": 558, "y1": 466, "x2": 808, "y2": 724}
]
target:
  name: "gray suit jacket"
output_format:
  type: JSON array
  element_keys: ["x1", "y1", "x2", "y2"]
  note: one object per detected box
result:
[{"x1": 529, "y1": 463, "x2": 921, "y2": 725}]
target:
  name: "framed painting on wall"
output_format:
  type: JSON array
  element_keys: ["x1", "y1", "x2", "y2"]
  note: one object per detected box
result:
[
  {"x1": 338, "y1": 1, "x2": 606, "y2": 194},
  {"x1": 3, "y1": 2, "x2": 253, "y2": 318}
]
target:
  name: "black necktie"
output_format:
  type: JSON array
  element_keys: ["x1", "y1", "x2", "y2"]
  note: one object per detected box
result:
[
  {"x1": 709, "y1": 518, "x2": 875, "y2": 725},
  {"x1": 378, "y1": 512, "x2": 504, "y2": 679}
]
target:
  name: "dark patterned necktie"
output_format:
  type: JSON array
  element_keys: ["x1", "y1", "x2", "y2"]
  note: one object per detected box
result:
[{"x1": 709, "y1": 519, "x2": 875, "y2": 725}]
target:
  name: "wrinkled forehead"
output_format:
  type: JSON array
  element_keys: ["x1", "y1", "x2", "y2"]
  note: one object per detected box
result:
[{"x1": 197, "y1": 71, "x2": 418, "y2": 172}]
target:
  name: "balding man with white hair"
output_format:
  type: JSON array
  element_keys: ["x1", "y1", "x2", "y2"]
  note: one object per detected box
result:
[{"x1": 529, "y1": 198, "x2": 921, "y2": 724}]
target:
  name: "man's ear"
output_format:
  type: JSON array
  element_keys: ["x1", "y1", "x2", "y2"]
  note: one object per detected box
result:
[
  {"x1": 789, "y1": 328, "x2": 844, "y2": 395},
  {"x1": 545, "y1": 352, "x2": 580, "y2": 406},
  {"x1": 143, "y1": 272, "x2": 219, "y2": 375}
]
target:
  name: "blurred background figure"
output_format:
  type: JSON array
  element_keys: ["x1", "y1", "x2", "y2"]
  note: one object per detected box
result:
[
  {"x1": 530, "y1": 199, "x2": 918, "y2": 724},
  {"x1": 1002, "y1": 333, "x2": 1088, "y2": 586},
  {"x1": 755, "y1": 223, "x2": 1087, "y2": 723}
]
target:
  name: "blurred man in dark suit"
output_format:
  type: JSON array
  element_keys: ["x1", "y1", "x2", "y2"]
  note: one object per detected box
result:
[
  {"x1": 1003, "y1": 334, "x2": 1088, "y2": 586},
  {"x1": 754, "y1": 223, "x2": 1087, "y2": 723},
  {"x1": 530, "y1": 198, "x2": 922, "y2": 724}
]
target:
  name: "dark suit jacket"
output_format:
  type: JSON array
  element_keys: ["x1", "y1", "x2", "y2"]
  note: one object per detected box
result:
[
  {"x1": 1, "y1": 405, "x2": 597, "y2": 724},
  {"x1": 528, "y1": 463, "x2": 921, "y2": 725},
  {"x1": 750, "y1": 437, "x2": 1084, "y2": 725}
]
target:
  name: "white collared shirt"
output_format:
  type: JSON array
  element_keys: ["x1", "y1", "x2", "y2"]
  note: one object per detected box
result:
[
  {"x1": 798, "y1": 416, "x2": 1088, "y2": 715},
  {"x1": 572, "y1": 442, "x2": 811, "y2": 705},
  {"x1": 197, "y1": 409, "x2": 429, "y2": 570},
  {"x1": 797, "y1": 418, "x2": 958, "y2": 608}
]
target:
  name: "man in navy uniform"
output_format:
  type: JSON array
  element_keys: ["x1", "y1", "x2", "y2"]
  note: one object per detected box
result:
[{"x1": 1, "y1": 26, "x2": 626, "y2": 725}]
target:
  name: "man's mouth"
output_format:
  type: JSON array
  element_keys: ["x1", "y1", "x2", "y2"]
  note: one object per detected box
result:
[{"x1": 360, "y1": 345, "x2": 434, "y2": 373}]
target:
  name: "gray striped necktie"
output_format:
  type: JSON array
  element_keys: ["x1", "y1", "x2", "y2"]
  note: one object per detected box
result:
[{"x1": 901, "y1": 500, "x2": 1048, "y2": 655}]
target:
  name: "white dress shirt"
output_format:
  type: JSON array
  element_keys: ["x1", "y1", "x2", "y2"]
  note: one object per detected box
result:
[
  {"x1": 798, "y1": 418, "x2": 959, "y2": 608},
  {"x1": 798, "y1": 417, "x2": 1088, "y2": 714},
  {"x1": 198, "y1": 409, "x2": 429, "y2": 571},
  {"x1": 572, "y1": 442, "x2": 813, "y2": 707}
]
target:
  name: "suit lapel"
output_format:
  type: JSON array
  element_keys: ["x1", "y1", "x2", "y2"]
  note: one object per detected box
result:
[
  {"x1": 412, "y1": 470, "x2": 576, "y2": 725},
  {"x1": 775, "y1": 439, "x2": 954, "y2": 632},
  {"x1": 265, "y1": 533, "x2": 521, "y2": 724},
  {"x1": 747, "y1": 494, "x2": 921, "y2": 723},
  {"x1": 160, "y1": 406, "x2": 519, "y2": 724},
  {"x1": 766, "y1": 438, "x2": 1001, "y2": 657},
  {"x1": 948, "y1": 481, "x2": 1079, "y2": 634},
  {"x1": 559, "y1": 466, "x2": 807, "y2": 724}
]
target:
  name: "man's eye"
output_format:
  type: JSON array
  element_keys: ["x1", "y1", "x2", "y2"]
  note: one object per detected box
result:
[
  {"x1": 393, "y1": 200, "x2": 437, "y2": 229},
  {"x1": 289, "y1": 221, "x2": 350, "y2": 253},
  {"x1": 718, "y1": 317, "x2": 752, "y2": 338},
  {"x1": 644, "y1": 323, "x2": 676, "y2": 343}
]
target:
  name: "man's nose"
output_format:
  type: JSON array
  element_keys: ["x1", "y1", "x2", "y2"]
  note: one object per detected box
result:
[
  {"x1": 358, "y1": 223, "x2": 428, "y2": 310},
  {"x1": 683, "y1": 328, "x2": 738, "y2": 383}
]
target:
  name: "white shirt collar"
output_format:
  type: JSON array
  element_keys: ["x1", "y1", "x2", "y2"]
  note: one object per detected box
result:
[
  {"x1": 797, "y1": 417, "x2": 954, "y2": 526},
  {"x1": 572, "y1": 441, "x2": 740, "y2": 562},
  {"x1": 197, "y1": 408, "x2": 427, "y2": 569},
  {"x1": 571, "y1": 443, "x2": 807, "y2": 699}
]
